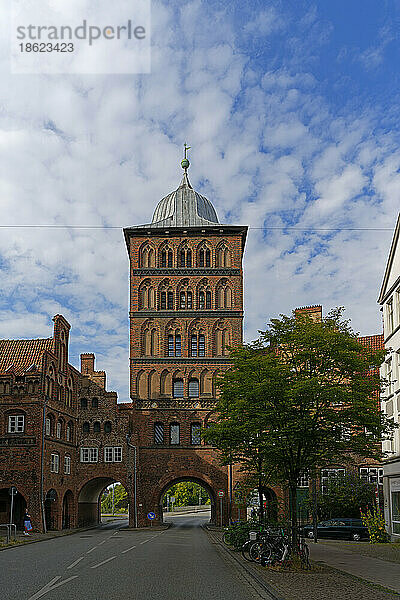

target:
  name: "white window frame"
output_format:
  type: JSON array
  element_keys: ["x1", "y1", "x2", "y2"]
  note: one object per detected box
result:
[
  {"x1": 8, "y1": 415, "x2": 24, "y2": 433},
  {"x1": 56, "y1": 422, "x2": 61, "y2": 439},
  {"x1": 66, "y1": 425, "x2": 71, "y2": 442},
  {"x1": 104, "y1": 447, "x2": 122, "y2": 462},
  {"x1": 321, "y1": 468, "x2": 345, "y2": 494},
  {"x1": 297, "y1": 471, "x2": 309, "y2": 488},
  {"x1": 80, "y1": 447, "x2": 99, "y2": 463},
  {"x1": 64, "y1": 455, "x2": 71, "y2": 474},
  {"x1": 359, "y1": 467, "x2": 381, "y2": 485},
  {"x1": 45, "y1": 417, "x2": 51, "y2": 436},
  {"x1": 50, "y1": 453, "x2": 59, "y2": 473}
]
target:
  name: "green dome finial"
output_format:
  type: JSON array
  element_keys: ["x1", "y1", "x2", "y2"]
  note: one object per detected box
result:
[{"x1": 181, "y1": 142, "x2": 191, "y2": 170}]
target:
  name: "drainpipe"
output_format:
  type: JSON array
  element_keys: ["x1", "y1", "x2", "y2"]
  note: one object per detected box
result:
[
  {"x1": 40, "y1": 395, "x2": 47, "y2": 533},
  {"x1": 126, "y1": 434, "x2": 138, "y2": 528}
]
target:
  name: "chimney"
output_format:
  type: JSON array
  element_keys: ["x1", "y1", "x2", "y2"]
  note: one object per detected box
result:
[
  {"x1": 81, "y1": 353, "x2": 95, "y2": 375},
  {"x1": 294, "y1": 305, "x2": 322, "y2": 323}
]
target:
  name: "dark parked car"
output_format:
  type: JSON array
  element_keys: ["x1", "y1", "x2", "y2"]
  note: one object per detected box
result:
[{"x1": 303, "y1": 518, "x2": 368, "y2": 541}]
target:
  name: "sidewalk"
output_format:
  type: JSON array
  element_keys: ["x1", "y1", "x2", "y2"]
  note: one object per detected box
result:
[{"x1": 308, "y1": 542, "x2": 400, "y2": 594}]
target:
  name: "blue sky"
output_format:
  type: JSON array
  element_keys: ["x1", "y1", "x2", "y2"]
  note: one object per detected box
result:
[{"x1": 0, "y1": 1, "x2": 399, "y2": 400}]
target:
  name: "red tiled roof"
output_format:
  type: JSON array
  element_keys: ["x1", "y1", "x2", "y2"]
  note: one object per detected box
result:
[
  {"x1": 358, "y1": 334, "x2": 384, "y2": 351},
  {"x1": 0, "y1": 338, "x2": 54, "y2": 375}
]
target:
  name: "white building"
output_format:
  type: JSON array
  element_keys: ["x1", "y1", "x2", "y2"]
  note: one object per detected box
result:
[{"x1": 378, "y1": 213, "x2": 400, "y2": 539}]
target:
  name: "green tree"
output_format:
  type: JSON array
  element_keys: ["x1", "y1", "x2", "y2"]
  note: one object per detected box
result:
[
  {"x1": 205, "y1": 308, "x2": 392, "y2": 544},
  {"x1": 164, "y1": 482, "x2": 210, "y2": 507},
  {"x1": 304, "y1": 472, "x2": 376, "y2": 519},
  {"x1": 101, "y1": 484, "x2": 128, "y2": 513}
]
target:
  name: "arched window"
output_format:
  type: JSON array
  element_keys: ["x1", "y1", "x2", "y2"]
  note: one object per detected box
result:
[
  {"x1": 167, "y1": 250, "x2": 173, "y2": 267},
  {"x1": 66, "y1": 378, "x2": 73, "y2": 408},
  {"x1": 140, "y1": 244, "x2": 155, "y2": 267},
  {"x1": 188, "y1": 379, "x2": 199, "y2": 398},
  {"x1": 138, "y1": 280, "x2": 155, "y2": 310},
  {"x1": 198, "y1": 291, "x2": 205, "y2": 309},
  {"x1": 178, "y1": 245, "x2": 193, "y2": 267},
  {"x1": 216, "y1": 280, "x2": 233, "y2": 308},
  {"x1": 93, "y1": 421, "x2": 101, "y2": 433},
  {"x1": 170, "y1": 422, "x2": 180, "y2": 444},
  {"x1": 215, "y1": 328, "x2": 230, "y2": 356},
  {"x1": 80, "y1": 398, "x2": 88, "y2": 409},
  {"x1": 66, "y1": 423, "x2": 72, "y2": 442},
  {"x1": 161, "y1": 249, "x2": 167, "y2": 267},
  {"x1": 173, "y1": 379, "x2": 184, "y2": 398},
  {"x1": 104, "y1": 421, "x2": 112, "y2": 433},
  {"x1": 191, "y1": 333, "x2": 205, "y2": 357},
  {"x1": 206, "y1": 291, "x2": 212, "y2": 309},
  {"x1": 154, "y1": 422, "x2": 164, "y2": 444},
  {"x1": 160, "y1": 291, "x2": 166, "y2": 309},
  {"x1": 83, "y1": 422, "x2": 90, "y2": 433},
  {"x1": 216, "y1": 243, "x2": 231, "y2": 267},
  {"x1": 178, "y1": 280, "x2": 193, "y2": 310},
  {"x1": 167, "y1": 291, "x2": 174, "y2": 309},
  {"x1": 91, "y1": 397, "x2": 98, "y2": 409},
  {"x1": 168, "y1": 333, "x2": 181, "y2": 357},
  {"x1": 56, "y1": 421, "x2": 62, "y2": 439},
  {"x1": 191, "y1": 423, "x2": 201, "y2": 445}
]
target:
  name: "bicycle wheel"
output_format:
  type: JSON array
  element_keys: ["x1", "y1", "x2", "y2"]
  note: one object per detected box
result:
[
  {"x1": 252, "y1": 542, "x2": 272, "y2": 563},
  {"x1": 241, "y1": 540, "x2": 255, "y2": 562},
  {"x1": 223, "y1": 531, "x2": 234, "y2": 548},
  {"x1": 299, "y1": 541, "x2": 310, "y2": 569}
]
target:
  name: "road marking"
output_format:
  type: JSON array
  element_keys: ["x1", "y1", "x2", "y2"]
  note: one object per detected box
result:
[
  {"x1": 121, "y1": 545, "x2": 136, "y2": 554},
  {"x1": 140, "y1": 539, "x2": 152, "y2": 545},
  {"x1": 28, "y1": 575, "x2": 79, "y2": 600},
  {"x1": 98, "y1": 540, "x2": 106, "y2": 545},
  {"x1": 86, "y1": 546, "x2": 98, "y2": 554},
  {"x1": 91, "y1": 555, "x2": 116, "y2": 569},
  {"x1": 67, "y1": 556, "x2": 84, "y2": 569}
]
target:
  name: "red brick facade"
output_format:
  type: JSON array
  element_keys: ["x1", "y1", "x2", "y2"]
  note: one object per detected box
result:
[{"x1": 123, "y1": 223, "x2": 248, "y2": 526}]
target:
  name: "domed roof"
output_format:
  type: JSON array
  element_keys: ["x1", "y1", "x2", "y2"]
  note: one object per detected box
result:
[{"x1": 149, "y1": 171, "x2": 219, "y2": 228}]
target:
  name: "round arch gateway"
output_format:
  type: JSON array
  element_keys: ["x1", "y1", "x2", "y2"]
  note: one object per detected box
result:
[
  {"x1": 158, "y1": 476, "x2": 216, "y2": 524},
  {"x1": 77, "y1": 477, "x2": 130, "y2": 527}
]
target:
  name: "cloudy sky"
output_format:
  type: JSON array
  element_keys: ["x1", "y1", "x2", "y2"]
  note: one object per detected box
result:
[{"x1": 1, "y1": 0, "x2": 400, "y2": 400}]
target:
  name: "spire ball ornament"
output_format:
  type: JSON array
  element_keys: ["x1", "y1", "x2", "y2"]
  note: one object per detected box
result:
[
  {"x1": 181, "y1": 142, "x2": 191, "y2": 170},
  {"x1": 181, "y1": 158, "x2": 190, "y2": 169}
]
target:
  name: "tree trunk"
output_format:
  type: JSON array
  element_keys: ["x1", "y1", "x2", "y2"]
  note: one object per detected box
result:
[
  {"x1": 258, "y1": 474, "x2": 264, "y2": 524},
  {"x1": 289, "y1": 483, "x2": 298, "y2": 549}
]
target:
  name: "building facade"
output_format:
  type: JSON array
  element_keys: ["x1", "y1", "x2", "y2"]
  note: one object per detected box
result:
[
  {"x1": 378, "y1": 213, "x2": 400, "y2": 540},
  {"x1": 123, "y1": 160, "x2": 248, "y2": 525}
]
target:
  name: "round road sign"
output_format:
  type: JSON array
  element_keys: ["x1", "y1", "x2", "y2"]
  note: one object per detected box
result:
[
  {"x1": 218, "y1": 490, "x2": 224, "y2": 497},
  {"x1": 147, "y1": 512, "x2": 156, "y2": 520}
]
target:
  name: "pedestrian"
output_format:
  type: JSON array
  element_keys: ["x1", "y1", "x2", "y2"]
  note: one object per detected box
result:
[{"x1": 23, "y1": 509, "x2": 32, "y2": 536}]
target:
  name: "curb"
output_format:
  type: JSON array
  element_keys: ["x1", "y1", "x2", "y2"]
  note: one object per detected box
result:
[{"x1": 204, "y1": 527, "x2": 285, "y2": 600}]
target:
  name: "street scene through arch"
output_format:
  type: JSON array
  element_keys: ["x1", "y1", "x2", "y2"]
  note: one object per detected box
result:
[{"x1": 160, "y1": 478, "x2": 212, "y2": 524}]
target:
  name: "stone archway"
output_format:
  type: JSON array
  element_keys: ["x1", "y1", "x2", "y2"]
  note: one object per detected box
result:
[
  {"x1": 45, "y1": 489, "x2": 59, "y2": 530},
  {"x1": 157, "y1": 476, "x2": 217, "y2": 525},
  {"x1": 77, "y1": 477, "x2": 129, "y2": 527},
  {"x1": 0, "y1": 487, "x2": 27, "y2": 530},
  {"x1": 62, "y1": 490, "x2": 74, "y2": 529}
]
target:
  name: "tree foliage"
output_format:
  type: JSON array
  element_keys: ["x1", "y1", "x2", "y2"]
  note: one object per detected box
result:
[
  {"x1": 204, "y1": 308, "x2": 392, "y2": 538},
  {"x1": 304, "y1": 473, "x2": 376, "y2": 519},
  {"x1": 101, "y1": 484, "x2": 128, "y2": 513},
  {"x1": 164, "y1": 482, "x2": 210, "y2": 507}
]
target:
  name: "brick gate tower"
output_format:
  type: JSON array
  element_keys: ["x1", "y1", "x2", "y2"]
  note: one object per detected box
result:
[{"x1": 123, "y1": 151, "x2": 247, "y2": 526}]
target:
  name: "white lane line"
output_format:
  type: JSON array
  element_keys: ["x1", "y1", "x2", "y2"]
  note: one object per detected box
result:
[
  {"x1": 98, "y1": 540, "x2": 106, "y2": 546},
  {"x1": 28, "y1": 575, "x2": 64, "y2": 600},
  {"x1": 67, "y1": 556, "x2": 84, "y2": 570},
  {"x1": 121, "y1": 545, "x2": 136, "y2": 554},
  {"x1": 140, "y1": 539, "x2": 152, "y2": 545},
  {"x1": 90, "y1": 555, "x2": 116, "y2": 569},
  {"x1": 86, "y1": 546, "x2": 98, "y2": 554}
]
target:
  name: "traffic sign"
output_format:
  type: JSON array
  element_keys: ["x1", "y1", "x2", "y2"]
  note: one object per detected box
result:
[
  {"x1": 170, "y1": 496, "x2": 175, "y2": 504},
  {"x1": 9, "y1": 486, "x2": 17, "y2": 496},
  {"x1": 218, "y1": 490, "x2": 224, "y2": 497},
  {"x1": 147, "y1": 512, "x2": 156, "y2": 520}
]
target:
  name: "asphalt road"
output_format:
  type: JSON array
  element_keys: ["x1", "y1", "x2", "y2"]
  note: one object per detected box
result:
[{"x1": 1, "y1": 512, "x2": 259, "y2": 600}]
